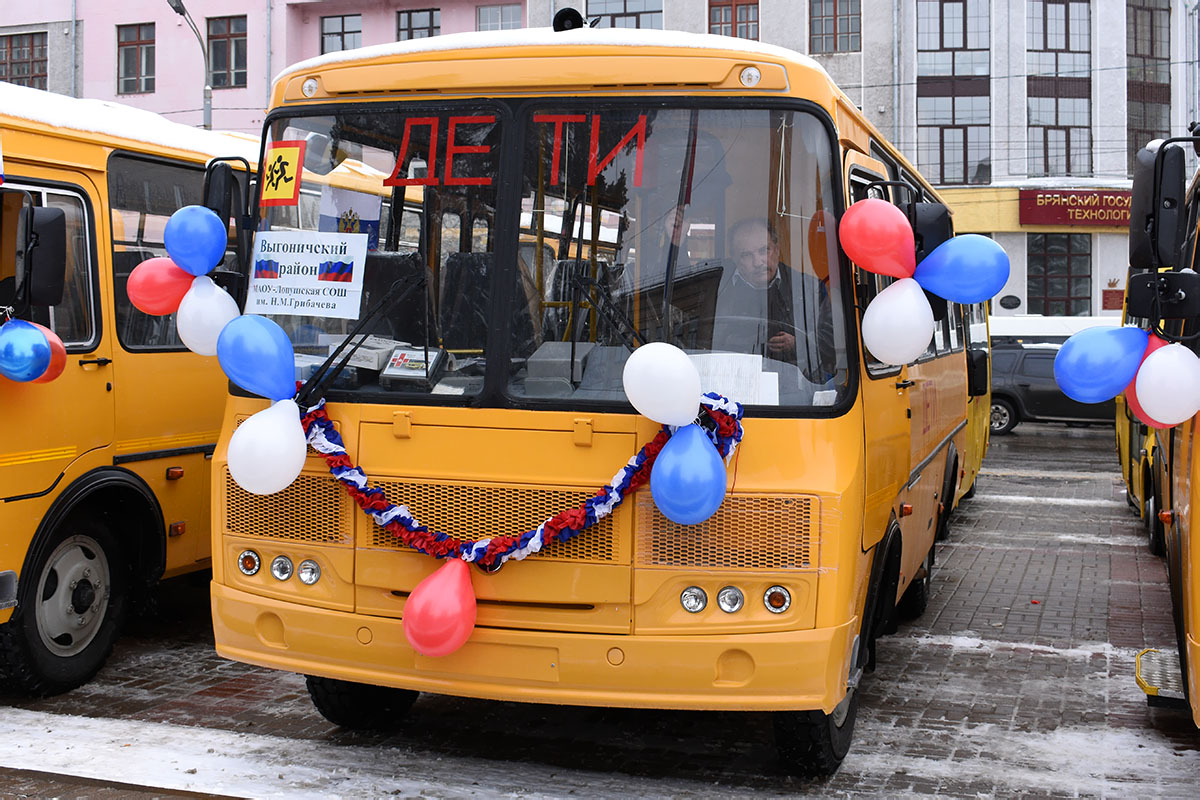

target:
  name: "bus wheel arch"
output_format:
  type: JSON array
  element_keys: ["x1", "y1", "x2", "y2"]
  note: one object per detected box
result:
[{"x1": 0, "y1": 468, "x2": 164, "y2": 696}]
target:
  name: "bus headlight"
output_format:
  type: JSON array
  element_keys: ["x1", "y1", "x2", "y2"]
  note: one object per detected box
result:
[
  {"x1": 237, "y1": 550, "x2": 261, "y2": 576},
  {"x1": 680, "y1": 586, "x2": 707, "y2": 613},
  {"x1": 763, "y1": 585, "x2": 791, "y2": 613},
  {"x1": 717, "y1": 586, "x2": 744, "y2": 613},
  {"x1": 297, "y1": 560, "x2": 321, "y2": 586},
  {"x1": 270, "y1": 555, "x2": 294, "y2": 581}
]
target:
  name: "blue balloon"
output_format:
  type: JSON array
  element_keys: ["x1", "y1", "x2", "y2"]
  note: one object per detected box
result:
[
  {"x1": 0, "y1": 319, "x2": 51, "y2": 382},
  {"x1": 913, "y1": 234, "x2": 1010, "y2": 304},
  {"x1": 164, "y1": 205, "x2": 227, "y2": 277},
  {"x1": 217, "y1": 315, "x2": 296, "y2": 401},
  {"x1": 1054, "y1": 326, "x2": 1148, "y2": 404},
  {"x1": 650, "y1": 423, "x2": 727, "y2": 525}
]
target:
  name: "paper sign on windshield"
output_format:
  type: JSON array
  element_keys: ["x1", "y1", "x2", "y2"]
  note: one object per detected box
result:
[{"x1": 246, "y1": 231, "x2": 367, "y2": 319}]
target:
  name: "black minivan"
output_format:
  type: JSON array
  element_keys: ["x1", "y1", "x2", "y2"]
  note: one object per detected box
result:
[{"x1": 990, "y1": 343, "x2": 1116, "y2": 434}]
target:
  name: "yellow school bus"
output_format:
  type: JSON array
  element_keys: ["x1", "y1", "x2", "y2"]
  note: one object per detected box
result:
[
  {"x1": 209, "y1": 24, "x2": 988, "y2": 774},
  {"x1": 0, "y1": 83, "x2": 254, "y2": 696},
  {"x1": 1115, "y1": 296, "x2": 1165, "y2": 555},
  {"x1": 1126, "y1": 138, "x2": 1200, "y2": 726}
]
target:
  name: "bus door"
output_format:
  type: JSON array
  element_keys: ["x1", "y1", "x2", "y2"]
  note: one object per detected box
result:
[
  {"x1": 107, "y1": 154, "x2": 229, "y2": 569},
  {"x1": 844, "y1": 156, "x2": 912, "y2": 549},
  {"x1": 0, "y1": 173, "x2": 113, "y2": 502}
]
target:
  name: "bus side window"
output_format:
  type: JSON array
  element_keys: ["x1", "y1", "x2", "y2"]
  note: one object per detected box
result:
[{"x1": 110, "y1": 156, "x2": 206, "y2": 350}]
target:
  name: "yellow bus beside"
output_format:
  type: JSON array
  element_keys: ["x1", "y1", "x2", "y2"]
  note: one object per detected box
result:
[
  {"x1": 0, "y1": 84, "x2": 254, "y2": 696},
  {"x1": 1125, "y1": 138, "x2": 1200, "y2": 726},
  {"x1": 208, "y1": 24, "x2": 991, "y2": 774}
]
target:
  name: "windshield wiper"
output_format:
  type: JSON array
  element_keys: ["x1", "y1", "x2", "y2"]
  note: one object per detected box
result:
[{"x1": 295, "y1": 273, "x2": 426, "y2": 408}]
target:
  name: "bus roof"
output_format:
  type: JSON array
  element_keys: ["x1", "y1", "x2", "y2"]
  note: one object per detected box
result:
[
  {"x1": 0, "y1": 82, "x2": 259, "y2": 164},
  {"x1": 277, "y1": 27, "x2": 830, "y2": 86}
]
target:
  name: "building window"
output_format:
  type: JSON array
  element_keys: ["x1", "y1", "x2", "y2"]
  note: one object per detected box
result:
[
  {"x1": 1027, "y1": 232, "x2": 1092, "y2": 315},
  {"x1": 590, "y1": 0, "x2": 663, "y2": 29},
  {"x1": 1027, "y1": 0, "x2": 1091, "y2": 177},
  {"x1": 811, "y1": 0, "x2": 861, "y2": 53},
  {"x1": 207, "y1": 16, "x2": 247, "y2": 89},
  {"x1": 916, "y1": 1, "x2": 990, "y2": 185},
  {"x1": 398, "y1": 8, "x2": 441, "y2": 40},
  {"x1": 1127, "y1": 0, "x2": 1170, "y2": 172},
  {"x1": 0, "y1": 32, "x2": 48, "y2": 90},
  {"x1": 710, "y1": 1, "x2": 759, "y2": 39},
  {"x1": 477, "y1": 4, "x2": 522, "y2": 31},
  {"x1": 117, "y1": 24, "x2": 155, "y2": 94},
  {"x1": 322, "y1": 15, "x2": 362, "y2": 54}
]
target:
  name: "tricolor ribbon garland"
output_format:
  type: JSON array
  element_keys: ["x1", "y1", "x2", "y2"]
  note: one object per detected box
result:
[{"x1": 300, "y1": 392, "x2": 745, "y2": 568}]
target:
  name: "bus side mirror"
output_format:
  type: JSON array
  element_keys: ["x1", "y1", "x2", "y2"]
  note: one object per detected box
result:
[
  {"x1": 1130, "y1": 142, "x2": 1186, "y2": 270},
  {"x1": 914, "y1": 202, "x2": 953, "y2": 322},
  {"x1": 966, "y1": 348, "x2": 989, "y2": 397},
  {"x1": 1126, "y1": 270, "x2": 1200, "y2": 319},
  {"x1": 25, "y1": 206, "x2": 66, "y2": 307},
  {"x1": 204, "y1": 157, "x2": 253, "y2": 306}
]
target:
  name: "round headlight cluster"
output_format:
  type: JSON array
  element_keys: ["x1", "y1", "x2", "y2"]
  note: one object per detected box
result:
[
  {"x1": 236, "y1": 551, "x2": 321, "y2": 585},
  {"x1": 678, "y1": 584, "x2": 793, "y2": 614}
]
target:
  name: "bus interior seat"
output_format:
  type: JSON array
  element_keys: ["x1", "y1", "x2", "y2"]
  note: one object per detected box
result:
[
  {"x1": 637, "y1": 260, "x2": 724, "y2": 348},
  {"x1": 363, "y1": 250, "x2": 436, "y2": 345},
  {"x1": 441, "y1": 251, "x2": 540, "y2": 357}
]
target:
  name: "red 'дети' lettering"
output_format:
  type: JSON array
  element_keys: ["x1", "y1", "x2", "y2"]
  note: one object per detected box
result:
[{"x1": 383, "y1": 115, "x2": 496, "y2": 187}]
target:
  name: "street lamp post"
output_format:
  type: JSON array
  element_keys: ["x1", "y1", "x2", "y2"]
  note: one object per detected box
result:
[{"x1": 166, "y1": 0, "x2": 212, "y2": 130}]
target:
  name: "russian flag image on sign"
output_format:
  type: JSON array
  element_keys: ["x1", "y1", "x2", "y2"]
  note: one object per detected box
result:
[
  {"x1": 254, "y1": 259, "x2": 280, "y2": 279},
  {"x1": 318, "y1": 260, "x2": 354, "y2": 282}
]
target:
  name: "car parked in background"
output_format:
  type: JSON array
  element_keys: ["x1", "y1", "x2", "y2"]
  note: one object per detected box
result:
[{"x1": 990, "y1": 343, "x2": 1116, "y2": 434}]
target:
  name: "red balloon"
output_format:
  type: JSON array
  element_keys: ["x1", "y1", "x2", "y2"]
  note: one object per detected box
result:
[
  {"x1": 403, "y1": 558, "x2": 476, "y2": 657},
  {"x1": 28, "y1": 322, "x2": 66, "y2": 384},
  {"x1": 837, "y1": 198, "x2": 916, "y2": 278},
  {"x1": 1125, "y1": 333, "x2": 1171, "y2": 428},
  {"x1": 127, "y1": 257, "x2": 194, "y2": 315}
]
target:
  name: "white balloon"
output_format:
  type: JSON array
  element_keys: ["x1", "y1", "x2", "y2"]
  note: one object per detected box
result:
[
  {"x1": 1134, "y1": 343, "x2": 1200, "y2": 425},
  {"x1": 622, "y1": 341, "x2": 702, "y2": 426},
  {"x1": 176, "y1": 276, "x2": 240, "y2": 356},
  {"x1": 227, "y1": 399, "x2": 308, "y2": 495},
  {"x1": 861, "y1": 277, "x2": 935, "y2": 366}
]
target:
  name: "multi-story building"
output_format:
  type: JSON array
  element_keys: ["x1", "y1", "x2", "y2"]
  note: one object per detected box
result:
[{"x1": 4, "y1": 1, "x2": 1195, "y2": 317}]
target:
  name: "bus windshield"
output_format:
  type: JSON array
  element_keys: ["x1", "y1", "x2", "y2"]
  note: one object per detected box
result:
[{"x1": 256, "y1": 101, "x2": 850, "y2": 411}]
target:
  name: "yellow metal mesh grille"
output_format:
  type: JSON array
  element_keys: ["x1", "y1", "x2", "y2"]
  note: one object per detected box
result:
[
  {"x1": 634, "y1": 493, "x2": 816, "y2": 570},
  {"x1": 368, "y1": 480, "x2": 618, "y2": 563},
  {"x1": 223, "y1": 470, "x2": 352, "y2": 544}
]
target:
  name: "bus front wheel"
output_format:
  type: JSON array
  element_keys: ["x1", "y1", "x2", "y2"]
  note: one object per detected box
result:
[
  {"x1": 773, "y1": 688, "x2": 858, "y2": 776},
  {"x1": 305, "y1": 675, "x2": 419, "y2": 731},
  {"x1": 0, "y1": 517, "x2": 128, "y2": 696}
]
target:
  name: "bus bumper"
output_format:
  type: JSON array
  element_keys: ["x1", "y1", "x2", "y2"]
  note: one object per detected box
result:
[{"x1": 211, "y1": 582, "x2": 855, "y2": 713}]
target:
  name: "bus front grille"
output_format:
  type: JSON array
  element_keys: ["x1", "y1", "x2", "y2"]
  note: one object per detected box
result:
[
  {"x1": 634, "y1": 493, "x2": 816, "y2": 570},
  {"x1": 224, "y1": 471, "x2": 354, "y2": 544},
  {"x1": 367, "y1": 480, "x2": 620, "y2": 563}
]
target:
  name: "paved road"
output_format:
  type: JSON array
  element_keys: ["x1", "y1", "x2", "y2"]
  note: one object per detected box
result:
[{"x1": 1, "y1": 422, "x2": 1198, "y2": 798}]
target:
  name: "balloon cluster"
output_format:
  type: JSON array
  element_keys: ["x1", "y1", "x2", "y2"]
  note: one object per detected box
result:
[
  {"x1": 130, "y1": 205, "x2": 305, "y2": 495},
  {"x1": 838, "y1": 198, "x2": 1011, "y2": 365},
  {"x1": 622, "y1": 342, "x2": 728, "y2": 525},
  {"x1": 1056, "y1": 326, "x2": 1199, "y2": 427},
  {"x1": 0, "y1": 317, "x2": 66, "y2": 384}
]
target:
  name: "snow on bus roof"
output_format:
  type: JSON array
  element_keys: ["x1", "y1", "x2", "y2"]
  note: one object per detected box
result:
[
  {"x1": 278, "y1": 26, "x2": 826, "y2": 84},
  {"x1": 0, "y1": 82, "x2": 259, "y2": 162}
]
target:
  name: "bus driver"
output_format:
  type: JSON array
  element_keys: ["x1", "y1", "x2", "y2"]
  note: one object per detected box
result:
[{"x1": 712, "y1": 217, "x2": 835, "y2": 384}]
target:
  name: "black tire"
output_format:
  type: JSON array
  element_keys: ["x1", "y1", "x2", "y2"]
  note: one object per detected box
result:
[
  {"x1": 897, "y1": 547, "x2": 933, "y2": 620},
  {"x1": 774, "y1": 689, "x2": 858, "y2": 776},
  {"x1": 961, "y1": 479, "x2": 977, "y2": 500},
  {"x1": 0, "y1": 518, "x2": 128, "y2": 696},
  {"x1": 1146, "y1": 494, "x2": 1165, "y2": 557},
  {"x1": 990, "y1": 398, "x2": 1017, "y2": 435},
  {"x1": 935, "y1": 461, "x2": 957, "y2": 542},
  {"x1": 1164, "y1": 527, "x2": 1190, "y2": 694},
  {"x1": 306, "y1": 675, "x2": 419, "y2": 730}
]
